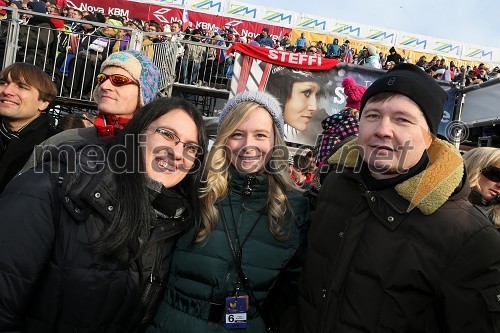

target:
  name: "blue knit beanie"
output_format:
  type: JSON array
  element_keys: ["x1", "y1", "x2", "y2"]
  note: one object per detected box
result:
[
  {"x1": 218, "y1": 91, "x2": 284, "y2": 138},
  {"x1": 96, "y1": 50, "x2": 160, "y2": 107}
]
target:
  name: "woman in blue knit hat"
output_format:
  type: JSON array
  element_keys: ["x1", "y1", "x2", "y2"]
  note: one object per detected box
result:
[
  {"x1": 22, "y1": 50, "x2": 161, "y2": 172},
  {"x1": 147, "y1": 91, "x2": 310, "y2": 333}
]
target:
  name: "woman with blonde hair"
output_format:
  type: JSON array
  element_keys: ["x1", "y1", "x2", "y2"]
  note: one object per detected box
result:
[
  {"x1": 463, "y1": 147, "x2": 500, "y2": 227},
  {"x1": 147, "y1": 91, "x2": 310, "y2": 332}
]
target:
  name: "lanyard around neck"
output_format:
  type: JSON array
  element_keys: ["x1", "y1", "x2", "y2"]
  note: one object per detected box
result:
[{"x1": 220, "y1": 192, "x2": 264, "y2": 269}]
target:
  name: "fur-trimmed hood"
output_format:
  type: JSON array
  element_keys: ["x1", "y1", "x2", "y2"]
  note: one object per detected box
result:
[{"x1": 328, "y1": 137, "x2": 464, "y2": 215}]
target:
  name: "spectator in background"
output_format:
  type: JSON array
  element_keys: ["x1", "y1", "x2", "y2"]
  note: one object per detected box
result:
[
  {"x1": 365, "y1": 45, "x2": 382, "y2": 69},
  {"x1": 289, "y1": 155, "x2": 307, "y2": 187},
  {"x1": 279, "y1": 33, "x2": 291, "y2": 49},
  {"x1": 354, "y1": 47, "x2": 367, "y2": 66},
  {"x1": 295, "y1": 32, "x2": 307, "y2": 48},
  {"x1": 254, "y1": 27, "x2": 270, "y2": 44},
  {"x1": 433, "y1": 68, "x2": 445, "y2": 80},
  {"x1": 258, "y1": 28, "x2": 274, "y2": 48},
  {"x1": 68, "y1": 18, "x2": 122, "y2": 98},
  {"x1": 385, "y1": 60, "x2": 395, "y2": 70},
  {"x1": 463, "y1": 147, "x2": 500, "y2": 227},
  {"x1": 315, "y1": 77, "x2": 363, "y2": 170},
  {"x1": 416, "y1": 55, "x2": 427, "y2": 69},
  {"x1": 386, "y1": 46, "x2": 402, "y2": 65},
  {"x1": 147, "y1": 21, "x2": 161, "y2": 43},
  {"x1": 16, "y1": 1, "x2": 57, "y2": 69},
  {"x1": 55, "y1": 113, "x2": 86, "y2": 131},
  {"x1": 181, "y1": 28, "x2": 204, "y2": 85},
  {"x1": 326, "y1": 38, "x2": 340, "y2": 58},
  {"x1": 339, "y1": 39, "x2": 353, "y2": 63},
  {"x1": 316, "y1": 41, "x2": 326, "y2": 55},
  {"x1": 476, "y1": 68, "x2": 489, "y2": 82},
  {"x1": 307, "y1": 46, "x2": 319, "y2": 56}
]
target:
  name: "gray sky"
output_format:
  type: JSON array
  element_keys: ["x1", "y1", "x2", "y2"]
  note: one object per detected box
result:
[{"x1": 242, "y1": 0, "x2": 500, "y2": 50}]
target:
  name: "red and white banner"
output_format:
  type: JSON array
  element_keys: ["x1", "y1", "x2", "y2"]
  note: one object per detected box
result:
[
  {"x1": 228, "y1": 43, "x2": 340, "y2": 71},
  {"x1": 68, "y1": 0, "x2": 291, "y2": 40},
  {"x1": 229, "y1": 52, "x2": 375, "y2": 146}
]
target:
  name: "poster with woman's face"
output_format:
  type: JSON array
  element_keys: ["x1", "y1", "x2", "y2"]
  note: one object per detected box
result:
[
  {"x1": 264, "y1": 65, "x2": 330, "y2": 146},
  {"x1": 228, "y1": 52, "x2": 384, "y2": 147}
]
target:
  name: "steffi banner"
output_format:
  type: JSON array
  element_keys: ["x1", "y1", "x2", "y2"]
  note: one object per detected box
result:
[{"x1": 228, "y1": 45, "x2": 390, "y2": 146}]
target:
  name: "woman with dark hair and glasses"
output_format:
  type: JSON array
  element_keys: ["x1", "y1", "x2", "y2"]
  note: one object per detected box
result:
[
  {"x1": 0, "y1": 96, "x2": 208, "y2": 332},
  {"x1": 463, "y1": 147, "x2": 500, "y2": 227}
]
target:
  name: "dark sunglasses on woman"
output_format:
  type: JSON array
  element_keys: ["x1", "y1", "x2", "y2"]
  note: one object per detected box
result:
[
  {"x1": 96, "y1": 73, "x2": 139, "y2": 87},
  {"x1": 481, "y1": 166, "x2": 500, "y2": 182}
]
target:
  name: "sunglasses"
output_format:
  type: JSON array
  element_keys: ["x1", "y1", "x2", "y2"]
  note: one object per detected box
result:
[
  {"x1": 96, "y1": 73, "x2": 139, "y2": 87},
  {"x1": 481, "y1": 166, "x2": 500, "y2": 182}
]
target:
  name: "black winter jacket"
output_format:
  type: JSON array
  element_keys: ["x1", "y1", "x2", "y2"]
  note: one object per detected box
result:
[
  {"x1": 0, "y1": 113, "x2": 55, "y2": 193},
  {"x1": 297, "y1": 138, "x2": 500, "y2": 333},
  {"x1": 0, "y1": 146, "x2": 191, "y2": 332}
]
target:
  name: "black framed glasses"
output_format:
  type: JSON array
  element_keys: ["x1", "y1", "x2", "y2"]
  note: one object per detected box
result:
[
  {"x1": 149, "y1": 127, "x2": 203, "y2": 157},
  {"x1": 96, "y1": 73, "x2": 139, "y2": 87},
  {"x1": 482, "y1": 166, "x2": 500, "y2": 182}
]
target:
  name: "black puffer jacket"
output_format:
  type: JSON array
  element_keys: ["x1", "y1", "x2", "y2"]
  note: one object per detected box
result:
[
  {"x1": 297, "y1": 138, "x2": 500, "y2": 333},
  {"x1": 0, "y1": 146, "x2": 191, "y2": 332},
  {"x1": 0, "y1": 113, "x2": 55, "y2": 193}
]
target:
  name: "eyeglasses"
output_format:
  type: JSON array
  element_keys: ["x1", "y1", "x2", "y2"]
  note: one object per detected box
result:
[
  {"x1": 308, "y1": 49, "x2": 317, "y2": 53},
  {"x1": 481, "y1": 166, "x2": 500, "y2": 182},
  {"x1": 96, "y1": 73, "x2": 139, "y2": 87},
  {"x1": 149, "y1": 127, "x2": 203, "y2": 157}
]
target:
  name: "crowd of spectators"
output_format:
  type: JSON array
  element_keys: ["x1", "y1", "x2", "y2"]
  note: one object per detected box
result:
[{"x1": 2, "y1": 0, "x2": 498, "y2": 95}]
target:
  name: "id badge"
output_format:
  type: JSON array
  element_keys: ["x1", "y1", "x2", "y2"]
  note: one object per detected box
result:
[{"x1": 224, "y1": 295, "x2": 249, "y2": 329}]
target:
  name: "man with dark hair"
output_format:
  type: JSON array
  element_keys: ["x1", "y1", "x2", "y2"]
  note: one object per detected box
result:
[
  {"x1": 297, "y1": 63, "x2": 500, "y2": 332},
  {"x1": 254, "y1": 27, "x2": 270, "y2": 44},
  {"x1": 0, "y1": 63, "x2": 57, "y2": 192}
]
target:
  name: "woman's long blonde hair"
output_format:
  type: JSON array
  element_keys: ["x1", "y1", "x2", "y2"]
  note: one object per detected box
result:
[
  {"x1": 197, "y1": 101, "x2": 298, "y2": 242},
  {"x1": 463, "y1": 147, "x2": 500, "y2": 191},
  {"x1": 463, "y1": 147, "x2": 500, "y2": 227}
]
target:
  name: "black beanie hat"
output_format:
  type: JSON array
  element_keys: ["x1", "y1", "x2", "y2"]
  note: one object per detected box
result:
[{"x1": 360, "y1": 63, "x2": 447, "y2": 135}]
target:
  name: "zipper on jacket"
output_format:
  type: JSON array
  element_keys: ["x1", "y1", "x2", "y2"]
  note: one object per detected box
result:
[{"x1": 243, "y1": 174, "x2": 255, "y2": 197}]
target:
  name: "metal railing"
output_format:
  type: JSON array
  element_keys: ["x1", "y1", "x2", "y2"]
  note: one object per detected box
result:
[{"x1": 1, "y1": 7, "x2": 232, "y2": 105}]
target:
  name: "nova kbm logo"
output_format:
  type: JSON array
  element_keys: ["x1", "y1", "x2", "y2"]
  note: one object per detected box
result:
[
  {"x1": 192, "y1": 0, "x2": 222, "y2": 12},
  {"x1": 153, "y1": 8, "x2": 171, "y2": 24},
  {"x1": 227, "y1": 4, "x2": 257, "y2": 18},
  {"x1": 263, "y1": 11, "x2": 293, "y2": 25},
  {"x1": 297, "y1": 16, "x2": 327, "y2": 30}
]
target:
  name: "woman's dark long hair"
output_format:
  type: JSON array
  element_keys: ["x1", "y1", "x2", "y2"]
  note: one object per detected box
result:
[
  {"x1": 93, "y1": 97, "x2": 207, "y2": 260},
  {"x1": 265, "y1": 66, "x2": 327, "y2": 108}
]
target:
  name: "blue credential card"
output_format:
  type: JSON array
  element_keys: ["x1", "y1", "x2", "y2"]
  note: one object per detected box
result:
[{"x1": 224, "y1": 296, "x2": 249, "y2": 329}]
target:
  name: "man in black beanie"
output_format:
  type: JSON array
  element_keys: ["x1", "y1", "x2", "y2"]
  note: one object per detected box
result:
[
  {"x1": 386, "y1": 46, "x2": 403, "y2": 65},
  {"x1": 295, "y1": 63, "x2": 500, "y2": 332}
]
